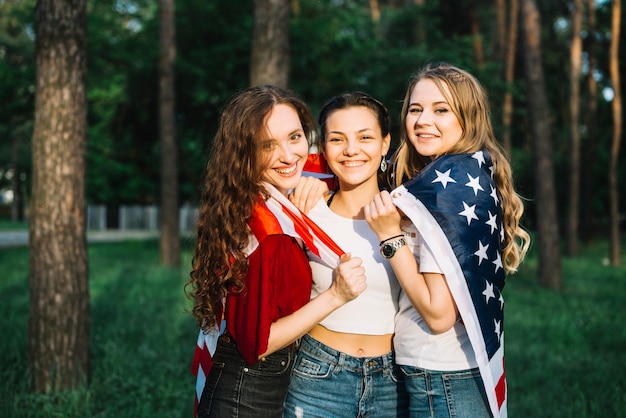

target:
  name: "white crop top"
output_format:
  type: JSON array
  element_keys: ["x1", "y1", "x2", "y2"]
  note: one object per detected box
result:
[
  {"x1": 394, "y1": 221, "x2": 477, "y2": 371},
  {"x1": 307, "y1": 198, "x2": 401, "y2": 335}
]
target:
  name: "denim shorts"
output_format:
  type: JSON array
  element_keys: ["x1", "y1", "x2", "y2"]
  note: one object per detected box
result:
[
  {"x1": 284, "y1": 333, "x2": 408, "y2": 418},
  {"x1": 197, "y1": 334, "x2": 298, "y2": 418},
  {"x1": 400, "y1": 365, "x2": 491, "y2": 418}
]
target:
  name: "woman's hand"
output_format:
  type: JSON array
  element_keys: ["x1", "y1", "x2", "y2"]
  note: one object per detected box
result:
[
  {"x1": 289, "y1": 176, "x2": 328, "y2": 213},
  {"x1": 330, "y1": 253, "x2": 367, "y2": 303},
  {"x1": 364, "y1": 190, "x2": 403, "y2": 241},
  {"x1": 289, "y1": 176, "x2": 329, "y2": 213}
]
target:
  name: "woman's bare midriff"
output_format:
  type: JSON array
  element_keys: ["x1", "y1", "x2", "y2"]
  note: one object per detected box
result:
[{"x1": 308, "y1": 324, "x2": 393, "y2": 357}]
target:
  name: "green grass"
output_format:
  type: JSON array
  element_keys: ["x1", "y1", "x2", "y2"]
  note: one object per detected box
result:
[
  {"x1": 0, "y1": 239, "x2": 199, "y2": 418},
  {"x1": 0, "y1": 219, "x2": 28, "y2": 230},
  {"x1": 1, "y1": 238, "x2": 625, "y2": 417},
  {"x1": 506, "y1": 241, "x2": 626, "y2": 417}
]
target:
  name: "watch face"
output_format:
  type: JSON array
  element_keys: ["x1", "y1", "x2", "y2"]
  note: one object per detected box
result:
[
  {"x1": 381, "y1": 243, "x2": 395, "y2": 258},
  {"x1": 380, "y1": 237, "x2": 406, "y2": 259}
]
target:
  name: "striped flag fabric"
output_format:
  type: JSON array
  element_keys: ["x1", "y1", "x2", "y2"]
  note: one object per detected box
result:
[
  {"x1": 303, "y1": 152, "x2": 334, "y2": 188},
  {"x1": 191, "y1": 179, "x2": 344, "y2": 416},
  {"x1": 391, "y1": 151, "x2": 508, "y2": 418}
]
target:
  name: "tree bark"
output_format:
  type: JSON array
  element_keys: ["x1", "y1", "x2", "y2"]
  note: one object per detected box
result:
[
  {"x1": 370, "y1": 0, "x2": 381, "y2": 22},
  {"x1": 29, "y1": 0, "x2": 90, "y2": 392},
  {"x1": 609, "y1": 0, "x2": 622, "y2": 266},
  {"x1": 159, "y1": 0, "x2": 180, "y2": 266},
  {"x1": 250, "y1": 0, "x2": 290, "y2": 87},
  {"x1": 520, "y1": 0, "x2": 563, "y2": 289},
  {"x1": 495, "y1": 0, "x2": 506, "y2": 63},
  {"x1": 469, "y1": 0, "x2": 485, "y2": 68},
  {"x1": 582, "y1": 0, "x2": 598, "y2": 244},
  {"x1": 566, "y1": 0, "x2": 583, "y2": 256},
  {"x1": 501, "y1": 0, "x2": 519, "y2": 156},
  {"x1": 413, "y1": 0, "x2": 426, "y2": 43}
]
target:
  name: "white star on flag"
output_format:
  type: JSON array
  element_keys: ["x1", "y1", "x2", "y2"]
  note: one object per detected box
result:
[
  {"x1": 466, "y1": 174, "x2": 484, "y2": 196},
  {"x1": 492, "y1": 251, "x2": 503, "y2": 273},
  {"x1": 483, "y1": 281, "x2": 496, "y2": 303},
  {"x1": 459, "y1": 201, "x2": 479, "y2": 225},
  {"x1": 486, "y1": 211, "x2": 498, "y2": 234},
  {"x1": 494, "y1": 319, "x2": 502, "y2": 343},
  {"x1": 432, "y1": 169, "x2": 457, "y2": 189},
  {"x1": 490, "y1": 185, "x2": 499, "y2": 206},
  {"x1": 474, "y1": 241, "x2": 490, "y2": 265},
  {"x1": 472, "y1": 150, "x2": 485, "y2": 167}
]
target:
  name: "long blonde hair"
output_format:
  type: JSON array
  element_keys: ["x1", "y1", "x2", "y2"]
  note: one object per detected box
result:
[{"x1": 393, "y1": 62, "x2": 530, "y2": 273}]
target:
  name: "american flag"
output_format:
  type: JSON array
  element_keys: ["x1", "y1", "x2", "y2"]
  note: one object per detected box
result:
[
  {"x1": 191, "y1": 179, "x2": 344, "y2": 416},
  {"x1": 391, "y1": 151, "x2": 508, "y2": 418}
]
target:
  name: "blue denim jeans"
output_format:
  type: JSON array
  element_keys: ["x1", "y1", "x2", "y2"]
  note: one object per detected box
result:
[
  {"x1": 284, "y1": 333, "x2": 408, "y2": 418},
  {"x1": 400, "y1": 365, "x2": 491, "y2": 418},
  {"x1": 198, "y1": 334, "x2": 298, "y2": 418}
]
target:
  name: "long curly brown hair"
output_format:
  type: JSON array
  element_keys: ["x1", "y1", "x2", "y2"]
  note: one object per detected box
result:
[
  {"x1": 393, "y1": 62, "x2": 530, "y2": 274},
  {"x1": 185, "y1": 85, "x2": 315, "y2": 332}
]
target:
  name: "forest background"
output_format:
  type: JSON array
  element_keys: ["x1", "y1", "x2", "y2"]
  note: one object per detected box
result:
[
  {"x1": 2, "y1": 0, "x2": 624, "y2": 245},
  {"x1": 1, "y1": 0, "x2": 625, "y2": 416}
]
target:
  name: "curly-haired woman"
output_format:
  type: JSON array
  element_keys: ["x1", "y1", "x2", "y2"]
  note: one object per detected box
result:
[{"x1": 186, "y1": 85, "x2": 366, "y2": 418}]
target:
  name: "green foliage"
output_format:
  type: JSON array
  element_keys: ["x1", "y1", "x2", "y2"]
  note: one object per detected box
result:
[
  {"x1": 1, "y1": 238, "x2": 625, "y2": 416},
  {"x1": 86, "y1": 0, "x2": 160, "y2": 204},
  {"x1": 1, "y1": 0, "x2": 625, "y2": 227},
  {"x1": 0, "y1": 0, "x2": 35, "y2": 195}
]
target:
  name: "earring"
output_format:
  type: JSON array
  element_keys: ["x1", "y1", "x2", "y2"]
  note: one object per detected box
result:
[{"x1": 380, "y1": 157, "x2": 388, "y2": 173}]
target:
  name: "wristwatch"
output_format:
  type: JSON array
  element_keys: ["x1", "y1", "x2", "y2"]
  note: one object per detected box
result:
[{"x1": 380, "y1": 237, "x2": 407, "y2": 259}]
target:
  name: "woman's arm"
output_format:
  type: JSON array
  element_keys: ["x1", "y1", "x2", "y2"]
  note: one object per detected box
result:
[
  {"x1": 261, "y1": 252, "x2": 366, "y2": 358},
  {"x1": 364, "y1": 191, "x2": 457, "y2": 334}
]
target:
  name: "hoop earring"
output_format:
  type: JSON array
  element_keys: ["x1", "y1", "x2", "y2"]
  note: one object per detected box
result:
[{"x1": 380, "y1": 157, "x2": 388, "y2": 173}]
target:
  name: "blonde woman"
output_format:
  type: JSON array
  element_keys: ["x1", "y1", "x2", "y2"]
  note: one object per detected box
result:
[{"x1": 365, "y1": 63, "x2": 530, "y2": 418}]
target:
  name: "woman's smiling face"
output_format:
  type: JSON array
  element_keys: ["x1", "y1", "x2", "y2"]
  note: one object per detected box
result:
[
  {"x1": 404, "y1": 78, "x2": 463, "y2": 160},
  {"x1": 261, "y1": 103, "x2": 309, "y2": 196},
  {"x1": 322, "y1": 106, "x2": 390, "y2": 190}
]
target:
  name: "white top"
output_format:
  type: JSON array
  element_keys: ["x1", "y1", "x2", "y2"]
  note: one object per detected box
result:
[
  {"x1": 394, "y1": 221, "x2": 478, "y2": 371},
  {"x1": 307, "y1": 198, "x2": 401, "y2": 335}
]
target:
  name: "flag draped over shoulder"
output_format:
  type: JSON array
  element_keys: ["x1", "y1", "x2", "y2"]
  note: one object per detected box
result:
[
  {"x1": 191, "y1": 181, "x2": 344, "y2": 416},
  {"x1": 391, "y1": 151, "x2": 508, "y2": 418}
]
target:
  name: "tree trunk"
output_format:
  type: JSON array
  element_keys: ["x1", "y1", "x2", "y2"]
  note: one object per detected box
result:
[
  {"x1": 495, "y1": 0, "x2": 506, "y2": 63},
  {"x1": 29, "y1": 0, "x2": 90, "y2": 392},
  {"x1": 520, "y1": 0, "x2": 563, "y2": 289},
  {"x1": 413, "y1": 0, "x2": 426, "y2": 43},
  {"x1": 469, "y1": 0, "x2": 485, "y2": 68},
  {"x1": 159, "y1": 0, "x2": 180, "y2": 267},
  {"x1": 582, "y1": 0, "x2": 598, "y2": 244},
  {"x1": 370, "y1": 0, "x2": 381, "y2": 22},
  {"x1": 609, "y1": 0, "x2": 622, "y2": 266},
  {"x1": 501, "y1": 0, "x2": 519, "y2": 156},
  {"x1": 250, "y1": 0, "x2": 290, "y2": 87},
  {"x1": 566, "y1": 0, "x2": 583, "y2": 256}
]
